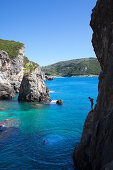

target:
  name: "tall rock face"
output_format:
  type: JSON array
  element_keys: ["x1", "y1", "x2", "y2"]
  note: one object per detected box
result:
[
  {"x1": 8, "y1": 47, "x2": 25, "y2": 92},
  {"x1": 0, "y1": 47, "x2": 25, "y2": 99},
  {"x1": 74, "y1": 0, "x2": 113, "y2": 170},
  {"x1": 18, "y1": 67, "x2": 50, "y2": 102}
]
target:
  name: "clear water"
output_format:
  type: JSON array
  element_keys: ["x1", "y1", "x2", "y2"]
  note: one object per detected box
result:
[{"x1": 0, "y1": 77, "x2": 98, "y2": 169}]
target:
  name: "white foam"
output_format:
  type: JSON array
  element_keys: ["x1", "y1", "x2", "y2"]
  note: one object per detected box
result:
[
  {"x1": 50, "y1": 91, "x2": 55, "y2": 94},
  {"x1": 50, "y1": 100, "x2": 57, "y2": 104}
]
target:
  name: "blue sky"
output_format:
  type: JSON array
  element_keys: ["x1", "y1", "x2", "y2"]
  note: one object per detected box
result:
[{"x1": 1, "y1": 0, "x2": 97, "y2": 66}]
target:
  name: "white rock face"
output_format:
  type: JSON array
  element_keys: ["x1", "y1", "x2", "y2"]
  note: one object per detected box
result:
[
  {"x1": 0, "y1": 46, "x2": 49, "y2": 101},
  {"x1": 0, "y1": 46, "x2": 25, "y2": 93},
  {"x1": 0, "y1": 82, "x2": 15, "y2": 100}
]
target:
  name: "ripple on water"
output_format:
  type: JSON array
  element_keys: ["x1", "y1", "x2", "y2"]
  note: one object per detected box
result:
[
  {"x1": 44, "y1": 134, "x2": 63, "y2": 144},
  {"x1": 0, "y1": 77, "x2": 98, "y2": 169}
]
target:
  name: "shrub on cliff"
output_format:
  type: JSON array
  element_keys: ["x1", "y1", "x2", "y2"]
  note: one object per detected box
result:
[
  {"x1": 24, "y1": 56, "x2": 39, "y2": 68},
  {"x1": 24, "y1": 63, "x2": 35, "y2": 77},
  {"x1": 0, "y1": 39, "x2": 24, "y2": 59}
]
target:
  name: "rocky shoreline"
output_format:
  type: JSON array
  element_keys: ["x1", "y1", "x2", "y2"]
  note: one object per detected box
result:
[
  {"x1": 0, "y1": 40, "x2": 50, "y2": 102},
  {"x1": 72, "y1": 75, "x2": 99, "y2": 77},
  {"x1": 54, "y1": 75, "x2": 99, "y2": 78}
]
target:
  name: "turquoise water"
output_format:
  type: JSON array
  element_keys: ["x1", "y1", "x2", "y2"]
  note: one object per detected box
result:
[{"x1": 0, "y1": 77, "x2": 98, "y2": 169}]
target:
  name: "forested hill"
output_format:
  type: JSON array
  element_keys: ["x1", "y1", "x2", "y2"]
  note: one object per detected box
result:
[{"x1": 41, "y1": 58, "x2": 101, "y2": 77}]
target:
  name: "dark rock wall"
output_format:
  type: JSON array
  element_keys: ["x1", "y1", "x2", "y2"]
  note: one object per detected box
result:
[{"x1": 74, "y1": 0, "x2": 113, "y2": 170}]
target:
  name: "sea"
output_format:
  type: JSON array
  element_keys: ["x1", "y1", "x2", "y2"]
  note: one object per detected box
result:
[{"x1": 0, "y1": 77, "x2": 98, "y2": 169}]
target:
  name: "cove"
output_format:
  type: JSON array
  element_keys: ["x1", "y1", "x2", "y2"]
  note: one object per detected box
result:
[{"x1": 0, "y1": 77, "x2": 98, "y2": 169}]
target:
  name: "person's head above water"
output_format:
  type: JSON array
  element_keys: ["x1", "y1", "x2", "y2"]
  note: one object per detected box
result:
[
  {"x1": 43, "y1": 140, "x2": 46, "y2": 144},
  {"x1": 88, "y1": 97, "x2": 91, "y2": 99}
]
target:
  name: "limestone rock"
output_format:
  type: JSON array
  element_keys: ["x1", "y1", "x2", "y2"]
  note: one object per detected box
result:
[
  {"x1": 18, "y1": 67, "x2": 50, "y2": 102},
  {"x1": 45, "y1": 75, "x2": 54, "y2": 81},
  {"x1": 0, "y1": 82, "x2": 15, "y2": 100},
  {"x1": 0, "y1": 47, "x2": 25, "y2": 96},
  {"x1": 74, "y1": 0, "x2": 113, "y2": 170}
]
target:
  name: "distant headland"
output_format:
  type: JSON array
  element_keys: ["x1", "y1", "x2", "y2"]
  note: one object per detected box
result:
[{"x1": 41, "y1": 58, "x2": 101, "y2": 77}]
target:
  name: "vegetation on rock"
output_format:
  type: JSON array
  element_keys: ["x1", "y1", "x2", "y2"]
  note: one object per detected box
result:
[
  {"x1": 24, "y1": 63, "x2": 35, "y2": 76},
  {"x1": 23, "y1": 56, "x2": 39, "y2": 68},
  {"x1": 0, "y1": 39, "x2": 24, "y2": 59},
  {"x1": 23, "y1": 56, "x2": 39, "y2": 76},
  {"x1": 0, "y1": 39, "x2": 39, "y2": 77}
]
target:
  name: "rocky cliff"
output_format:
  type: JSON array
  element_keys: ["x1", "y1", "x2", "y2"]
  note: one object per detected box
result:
[
  {"x1": 0, "y1": 39, "x2": 48, "y2": 101},
  {"x1": 0, "y1": 46, "x2": 25, "y2": 99},
  {"x1": 18, "y1": 67, "x2": 50, "y2": 102},
  {"x1": 74, "y1": 0, "x2": 113, "y2": 170}
]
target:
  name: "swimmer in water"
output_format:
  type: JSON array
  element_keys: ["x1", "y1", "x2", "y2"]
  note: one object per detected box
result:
[{"x1": 43, "y1": 140, "x2": 46, "y2": 144}]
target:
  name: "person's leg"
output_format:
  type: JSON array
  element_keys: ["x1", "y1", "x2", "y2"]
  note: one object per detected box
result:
[{"x1": 91, "y1": 103, "x2": 93, "y2": 109}]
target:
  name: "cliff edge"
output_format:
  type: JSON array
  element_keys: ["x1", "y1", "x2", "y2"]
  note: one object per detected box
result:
[
  {"x1": 0, "y1": 42, "x2": 25, "y2": 99},
  {"x1": 74, "y1": 0, "x2": 113, "y2": 170},
  {"x1": 0, "y1": 39, "x2": 48, "y2": 101}
]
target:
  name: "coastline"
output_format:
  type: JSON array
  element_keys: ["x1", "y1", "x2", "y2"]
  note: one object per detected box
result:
[
  {"x1": 53, "y1": 75, "x2": 99, "y2": 78},
  {"x1": 71, "y1": 75, "x2": 99, "y2": 77}
]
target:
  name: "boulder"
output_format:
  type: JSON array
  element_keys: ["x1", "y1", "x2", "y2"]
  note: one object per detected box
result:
[
  {"x1": 56, "y1": 99, "x2": 63, "y2": 105},
  {"x1": 18, "y1": 67, "x2": 50, "y2": 102},
  {"x1": 45, "y1": 75, "x2": 54, "y2": 81}
]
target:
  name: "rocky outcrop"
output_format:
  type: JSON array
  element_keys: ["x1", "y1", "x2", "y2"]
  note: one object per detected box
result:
[
  {"x1": 18, "y1": 67, "x2": 50, "y2": 102},
  {"x1": 0, "y1": 41, "x2": 50, "y2": 101},
  {"x1": 45, "y1": 75, "x2": 54, "y2": 81},
  {"x1": 74, "y1": 0, "x2": 113, "y2": 170},
  {"x1": 56, "y1": 99, "x2": 63, "y2": 105},
  {"x1": 0, "y1": 47, "x2": 25, "y2": 98}
]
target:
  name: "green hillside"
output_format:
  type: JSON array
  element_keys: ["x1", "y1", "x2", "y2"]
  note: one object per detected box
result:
[
  {"x1": 42, "y1": 58, "x2": 101, "y2": 77},
  {"x1": 0, "y1": 39, "x2": 24, "y2": 59}
]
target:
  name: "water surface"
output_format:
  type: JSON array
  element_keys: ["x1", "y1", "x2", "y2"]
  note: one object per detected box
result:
[{"x1": 0, "y1": 77, "x2": 98, "y2": 169}]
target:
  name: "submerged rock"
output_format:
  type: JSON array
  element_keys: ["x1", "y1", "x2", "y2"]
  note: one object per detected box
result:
[
  {"x1": 0, "y1": 119, "x2": 21, "y2": 128},
  {"x1": 0, "y1": 125, "x2": 5, "y2": 131},
  {"x1": 18, "y1": 67, "x2": 50, "y2": 102},
  {"x1": 74, "y1": 0, "x2": 113, "y2": 170},
  {"x1": 56, "y1": 99, "x2": 63, "y2": 105}
]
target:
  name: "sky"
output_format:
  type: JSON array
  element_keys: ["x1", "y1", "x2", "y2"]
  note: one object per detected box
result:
[{"x1": 0, "y1": 0, "x2": 97, "y2": 66}]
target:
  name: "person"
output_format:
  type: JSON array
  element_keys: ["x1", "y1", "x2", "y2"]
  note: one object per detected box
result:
[
  {"x1": 88, "y1": 97, "x2": 94, "y2": 110},
  {"x1": 43, "y1": 140, "x2": 46, "y2": 144}
]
